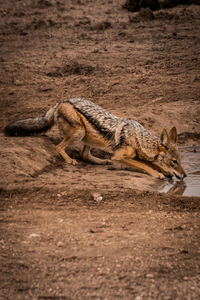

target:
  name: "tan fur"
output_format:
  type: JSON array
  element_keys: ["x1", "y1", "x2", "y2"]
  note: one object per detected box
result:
[{"x1": 4, "y1": 98, "x2": 186, "y2": 180}]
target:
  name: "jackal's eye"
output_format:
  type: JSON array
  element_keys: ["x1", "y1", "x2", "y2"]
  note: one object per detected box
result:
[{"x1": 172, "y1": 159, "x2": 178, "y2": 165}]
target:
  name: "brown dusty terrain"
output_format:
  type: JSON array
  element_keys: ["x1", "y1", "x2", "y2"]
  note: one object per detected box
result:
[{"x1": 0, "y1": 0, "x2": 200, "y2": 299}]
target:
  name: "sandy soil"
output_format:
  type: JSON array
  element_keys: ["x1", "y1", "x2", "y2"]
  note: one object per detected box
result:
[{"x1": 0, "y1": 0, "x2": 200, "y2": 299}]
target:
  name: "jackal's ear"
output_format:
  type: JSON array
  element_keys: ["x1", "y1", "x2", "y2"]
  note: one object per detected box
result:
[
  {"x1": 158, "y1": 129, "x2": 170, "y2": 152},
  {"x1": 169, "y1": 126, "x2": 178, "y2": 145}
]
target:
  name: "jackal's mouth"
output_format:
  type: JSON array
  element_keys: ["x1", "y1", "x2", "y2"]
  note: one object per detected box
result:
[
  {"x1": 174, "y1": 172, "x2": 181, "y2": 179},
  {"x1": 173, "y1": 172, "x2": 186, "y2": 180}
]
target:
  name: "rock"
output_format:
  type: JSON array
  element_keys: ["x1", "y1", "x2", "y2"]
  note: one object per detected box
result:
[
  {"x1": 57, "y1": 241, "x2": 64, "y2": 247},
  {"x1": 91, "y1": 192, "x2": 103, "y2": 202}
]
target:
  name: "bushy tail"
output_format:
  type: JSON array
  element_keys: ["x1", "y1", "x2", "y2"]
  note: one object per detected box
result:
[{"x1": 4, "y1": 103, "x2": 59, "y2": 136}]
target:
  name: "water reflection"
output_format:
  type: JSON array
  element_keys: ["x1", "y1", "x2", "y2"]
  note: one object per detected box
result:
[
  {"x1": 160, "y1": 174, "x2": 200, "y2": 197},
  {"x1": 164, "y1": 181, "x2": 186, "y2": 196},
  {"x1": 159, "y1": 146, "x2": 200, "y2": 197}
]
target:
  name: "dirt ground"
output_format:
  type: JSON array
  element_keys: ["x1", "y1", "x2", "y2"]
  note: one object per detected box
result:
[{"x1": 0, "y1": 0, "x2": 200, "y2": 299}]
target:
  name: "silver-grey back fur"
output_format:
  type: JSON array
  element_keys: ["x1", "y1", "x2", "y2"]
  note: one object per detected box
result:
[
  {"x1": 65, "y1": 98, "x2": 159, "y2": 161},
  {"x1": 4, "y1": 98, "x2": 159, "y2": 161}
]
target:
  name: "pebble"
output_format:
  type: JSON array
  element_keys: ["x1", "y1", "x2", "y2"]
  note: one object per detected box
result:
[
  {"x1": 57, "y1": 241, "x2": 64, "y2": 247},
  {"x1": 146, "y1": 273, "x2": 154, "y2": 278},
  {"x1": 28, "y1": 233, "x2": 40, "y2": 238},
  {"x1": 91, "y1": 192, "x2": 103, "y2": 202}
]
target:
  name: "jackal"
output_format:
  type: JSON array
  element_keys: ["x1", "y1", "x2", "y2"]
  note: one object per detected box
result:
[{"x1": 4, "y1": 98, "x2": 186, "y2": 179}]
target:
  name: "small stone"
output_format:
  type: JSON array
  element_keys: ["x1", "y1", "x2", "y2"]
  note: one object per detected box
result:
[
  {"x1": 91, "y1": 192, "x2": 103, "y2": 202},
  {"x1": 57, "y1": 241, "x2": 64, "y2": 247},
  {"x1": 146, "y1": 273, "x2": 154, "y2": 278},
  {"x1": 28, "y1": 233, "x2": 40, "y2": 238}
]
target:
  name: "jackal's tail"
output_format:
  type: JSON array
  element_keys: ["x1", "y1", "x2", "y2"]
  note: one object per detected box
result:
[{"x1": 4, "y1": 103, "x2": 59, "y2": 136}]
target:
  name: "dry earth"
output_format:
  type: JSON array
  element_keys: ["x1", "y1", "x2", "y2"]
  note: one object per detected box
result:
[{"x1": 0, "y1": 0, "x2": 200, "y2": 299}]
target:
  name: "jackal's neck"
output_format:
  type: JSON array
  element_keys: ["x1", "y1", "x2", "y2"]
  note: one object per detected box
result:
[{"x1": 129, "y1": 120, "x2": 159, "y2": 161}]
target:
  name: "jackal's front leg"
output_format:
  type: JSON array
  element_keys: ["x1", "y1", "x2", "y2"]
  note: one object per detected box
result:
[
  {"x1": 56, "y1": 137, "x2": 77, "y2": 165},
  {"x1": 120, "y1": 158, "x2": 165, "y2": 179},
  {"x1": 112, "y1": 147, "x2": 165, "y2": 179},
  {"x1": 56, "y1": 125, "x2": 85, "y2": 166}
]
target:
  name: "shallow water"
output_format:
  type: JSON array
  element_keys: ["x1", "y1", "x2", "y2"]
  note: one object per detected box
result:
[
  {"x1": 160, "y1": 174, "x2": 200, "y2": 197},
  {"x1": 160, "y1": 145, "x2": 200, "y2": 197}
]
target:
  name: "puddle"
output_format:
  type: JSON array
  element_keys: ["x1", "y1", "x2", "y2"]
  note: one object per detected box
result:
[
  {"x1": 159, "y1": 145, "x2": 200, "y2": 197},
  {"x1": 160, "y1": 174, "x2": 200, "y2": 197}
]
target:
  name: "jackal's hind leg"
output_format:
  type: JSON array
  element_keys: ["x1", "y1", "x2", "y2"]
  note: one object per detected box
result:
[
  {"x1": 56, "y1": 126, "x2": 85, "y2": 165},
  {"x1": 81, "y1": 145, "x2": 111, "y2": 165}
]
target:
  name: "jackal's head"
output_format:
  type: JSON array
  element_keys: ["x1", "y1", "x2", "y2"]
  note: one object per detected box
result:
[{"x1": 154, "y1": 127, "x2": 186, "y2": 179}]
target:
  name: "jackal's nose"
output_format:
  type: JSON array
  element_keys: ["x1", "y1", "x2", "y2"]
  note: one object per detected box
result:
[{"x1": 180, "y1": 173, "x2": 187, "y2": 181}]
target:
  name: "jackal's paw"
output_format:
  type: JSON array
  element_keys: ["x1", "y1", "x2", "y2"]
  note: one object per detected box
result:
[
  {"x1": 157, "y1": 173, "x2": 165, "y2": 180},
  {"x1": 68, "y1": 158, "x2": 78, "y2": 166}
]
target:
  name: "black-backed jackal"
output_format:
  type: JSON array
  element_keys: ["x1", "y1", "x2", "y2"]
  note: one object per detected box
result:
[{"x1": 4, "y1": 98, "x2": 186, "y2": 179}]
